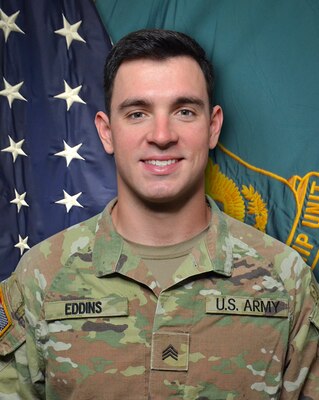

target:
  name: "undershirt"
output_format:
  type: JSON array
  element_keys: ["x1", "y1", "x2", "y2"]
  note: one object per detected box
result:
[{"x1": 122, "y1": 227, "x2": 209, "y2": 289}]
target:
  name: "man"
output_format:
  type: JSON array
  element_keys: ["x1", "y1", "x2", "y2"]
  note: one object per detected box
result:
[{"x1": 0, "y1": 29, "x2": 318, "y2": 399}]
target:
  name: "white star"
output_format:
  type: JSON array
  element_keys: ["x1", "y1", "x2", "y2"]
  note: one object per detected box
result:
[
  {"x1": 55, "y1": 190, "x2": 83, "y2": 213},
  {"x1": 0, "y1": 9, "x2": 24, "y2": 42},
  {"x1": 14, "y1": 235, "x2": 30, "y2": 256},
  {"x1": 1, "y1": 135, "x2": 27, "y2": 162},
  {"x1": 0, "y1": 78, "x2": 27, "y2": 108},
  {"x1": 54, "y1": 14, "x2": 86, "y2": 49},
  {"x1": 54, "y1": 140, "x2": 85, "y2": 167},
  {"x1": 10, "y1": 189, "x2": 29, "y2": 212},
  {"x1": 54, "y1": 80, "x2": 86, "y2": 111}
]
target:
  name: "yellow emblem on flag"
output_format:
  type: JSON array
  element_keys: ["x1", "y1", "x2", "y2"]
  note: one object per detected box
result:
[
  {"x1": 206, "y1": 143, "x2": 319, "y2": 279},
  {"x1": 241, "y1": 185, "x2": 268, "y2": 232},
  {"x1": 205, "y1": 160, "x2": 245, "y2": 222},
  {"x1": 205, "y1": 158, "x2": 268, "y2": 232}
]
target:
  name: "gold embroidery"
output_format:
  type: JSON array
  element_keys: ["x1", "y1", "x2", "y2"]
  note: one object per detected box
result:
[
  {"x1": 205, "y1": 159, "x2": 245, "y2": 222},
  {"x1": 241, "y1": 185, "x2": 268, "y2": 232},
  {"x1": 206, "y1": 143, "x2": 319, "y2": 274},
  {"x1": 288, "y1": 174, "x2": 319, "y2": 269},
  {"x1": 205, "y1": 159, "x2": 268, "y2": 233}
]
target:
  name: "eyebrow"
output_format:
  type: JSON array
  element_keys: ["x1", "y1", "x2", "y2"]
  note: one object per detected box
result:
[
  {"x1": 118, "y1": 98, "x2": 151, "y2": 112},
  {"x1": 172, "y1": 96, "x2": 205, "y2": 109},
  {"x1": 117, "y1": 96, "x2": 206, "y2": 112}
]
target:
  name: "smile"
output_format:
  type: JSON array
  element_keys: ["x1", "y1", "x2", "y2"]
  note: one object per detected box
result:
[{"x1": 144, "y1": 159, "x2": 178, "y2": 166}]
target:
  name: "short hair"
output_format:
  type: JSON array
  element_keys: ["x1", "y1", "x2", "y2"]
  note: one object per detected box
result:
[{"x1": 103, "y1": 29, "x2": 215, "y2": 115}]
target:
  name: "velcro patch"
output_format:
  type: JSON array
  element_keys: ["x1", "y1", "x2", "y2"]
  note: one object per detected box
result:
[
  {"x1": 44, "y1": 296, "x2": 128, "y2": 320},
  {"x1": 0, "y1": 287, "x2": 12, "y2": 337},
  {"x1": 151, "y1": 332, "x2": 189, "y2": 371},
  {"x1": 206, "y1": 295, "x2": 289, "y2": 317}
]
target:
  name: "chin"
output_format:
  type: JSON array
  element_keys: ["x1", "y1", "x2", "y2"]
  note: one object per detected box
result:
[{"x1": 139, "y1": 190, "x2": 193, "y2": 210}]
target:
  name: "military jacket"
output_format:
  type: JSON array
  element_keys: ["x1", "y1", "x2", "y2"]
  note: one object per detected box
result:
[{"x1": 0, "y1": 197, "x2": 318, "y2": 399}]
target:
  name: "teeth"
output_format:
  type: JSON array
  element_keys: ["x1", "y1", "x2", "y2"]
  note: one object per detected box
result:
[{"x1": 146, "y1": 159, "x2": 177, "y2": 166}]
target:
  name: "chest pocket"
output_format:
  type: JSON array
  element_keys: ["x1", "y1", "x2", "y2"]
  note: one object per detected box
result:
[
  {"x1": 42, "y1": 296, "x2": 149, "y2": 399},
  {"x1": 181, "y1": 294, "x2": 290, "y2": 399}
]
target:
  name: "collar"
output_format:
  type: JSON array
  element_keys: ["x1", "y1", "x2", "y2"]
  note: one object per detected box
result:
[{"x1": 92, "y1": 196, "x2": 233, "y2": 285}]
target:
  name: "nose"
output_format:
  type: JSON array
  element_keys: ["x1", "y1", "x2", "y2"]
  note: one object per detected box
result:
[{"x1": 146, "y1": 114, "x2": 178, "y2": 148}]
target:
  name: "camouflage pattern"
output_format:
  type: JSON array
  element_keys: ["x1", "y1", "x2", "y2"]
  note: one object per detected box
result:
[{"x1": 0, "y1": 196, "x2": 318, "y2": 399}]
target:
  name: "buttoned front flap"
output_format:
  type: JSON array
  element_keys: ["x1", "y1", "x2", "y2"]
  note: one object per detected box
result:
[
  {"x1": 0, "y1": 277, "x2": 25, "y2": 356},
  {"x1": 44, "y1": 296, "x2": 128, "y2": 320}
]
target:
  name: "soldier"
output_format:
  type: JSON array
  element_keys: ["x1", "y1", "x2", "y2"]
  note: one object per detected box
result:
[{"x1": 0, "y1": 29, "x2": 318, "y2": 399}]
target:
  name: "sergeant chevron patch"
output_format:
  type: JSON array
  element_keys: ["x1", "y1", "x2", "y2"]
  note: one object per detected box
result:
[
  {"x1": 162, "y1": 344, "x2": 179, "y2": 361},
  {"x1": 151, "y1": 332, "x2": 189, "y2": 371},
  {"x1": 0, "y1": 287, "x2": 12, "y2": 337}
]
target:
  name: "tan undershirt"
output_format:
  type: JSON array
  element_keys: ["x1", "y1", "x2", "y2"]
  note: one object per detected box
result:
[{"x1": 123, "y1": 227, "x2": 209, "y2": 288}]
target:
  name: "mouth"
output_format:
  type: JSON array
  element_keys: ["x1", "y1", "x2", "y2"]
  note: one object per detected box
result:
[{"x1": 144, "y1": 159, "x2": 179, "y2": 167}]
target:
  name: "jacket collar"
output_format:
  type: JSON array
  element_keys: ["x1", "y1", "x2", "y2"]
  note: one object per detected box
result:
[{"x1": 92, "y1": 196, "x2": 233, "y2": 289}]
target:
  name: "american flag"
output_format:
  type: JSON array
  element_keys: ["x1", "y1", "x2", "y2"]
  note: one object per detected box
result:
[{"x1": 0, "y1": 0, "x2": 117, "y2": 280}]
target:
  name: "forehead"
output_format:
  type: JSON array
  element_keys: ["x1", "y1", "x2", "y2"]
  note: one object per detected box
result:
[{"x1": 111, "y1": 56, "x2": 208, "y2": 103}]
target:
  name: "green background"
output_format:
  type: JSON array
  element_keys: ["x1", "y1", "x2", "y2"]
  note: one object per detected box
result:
[{"x1": 95, "y1": 0, "x2": 319, "y2": 279}]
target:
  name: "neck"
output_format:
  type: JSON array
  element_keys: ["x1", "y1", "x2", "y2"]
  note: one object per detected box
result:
[{"x1": 112, "y1": 193, "x2": 211, "y2": 246}]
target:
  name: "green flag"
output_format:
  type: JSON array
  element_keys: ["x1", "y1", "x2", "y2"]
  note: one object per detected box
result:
[{"x1": 96, "y1": 0, "x2": 319, "y2": 279}]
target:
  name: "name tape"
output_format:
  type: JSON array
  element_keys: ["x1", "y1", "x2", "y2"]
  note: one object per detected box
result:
[
  {"x1": 206, "y1": 295, "x2": 289, "y2": 317},
  {"x1": 44, "y1": 296, "x2": 128, "y2": 320}
]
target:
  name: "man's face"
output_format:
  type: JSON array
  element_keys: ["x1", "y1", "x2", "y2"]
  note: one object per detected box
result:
[{"x1": 96, "y1": 56, "x2": 223, "y2": 207}]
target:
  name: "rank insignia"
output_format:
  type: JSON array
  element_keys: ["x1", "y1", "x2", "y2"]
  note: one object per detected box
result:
[
  {"x1": 0, "y1": 287, "x2": 12, "y2": 337},
  {"x1": 151, "y1": 332, "x2": 189, "y2": 371},
  {"x1": 162, "y1": 344, "x2": 179, "y2": 361}
]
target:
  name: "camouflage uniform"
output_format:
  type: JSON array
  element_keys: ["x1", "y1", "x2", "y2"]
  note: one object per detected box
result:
[{"x1": 0, "y1": 197, "x2": 318, "y2": 399}]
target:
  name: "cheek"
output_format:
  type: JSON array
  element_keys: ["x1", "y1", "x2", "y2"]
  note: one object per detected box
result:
[
  {"x1": 190, "y1": 140, "x2": 210, "y2": 169},
  {"x1": 111, "y1": 134, "x2": 134, "y2": 156},
  {"x1": 187, "y1": 133, "x2": 211, "y2": 157},
  {"x1": 111, "y1": 124, "x2": 145, "y2": 152}
]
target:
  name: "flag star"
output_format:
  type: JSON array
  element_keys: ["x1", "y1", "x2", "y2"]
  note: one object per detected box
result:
[
  {"x1": 1, "y1": 135, "x2": 27, "y2": 162},
  {"x1": 54, "y1": 14, "x2": 86, "y2": 49},
  {"x1": 0, "y1": 9, "x2": 24, "y2": 42},
  {"x1": 54, "y1": 80, "x2": 86, "y2": 111},
  {"x1": 14, "y1": 235, "x2": 30, "y2": 256},
  {"x1": 10, "y1": 189, "x2": 29, "y2": 212},
  {"x1": 55, "y1": 190, "x2": 83, "y2": 213},
  {"x1": 54, "y1": 140, "x2": 85, "y2": 167},
  {"x1": 0, "y1": 78, "x2": 27, "y2": 108}
]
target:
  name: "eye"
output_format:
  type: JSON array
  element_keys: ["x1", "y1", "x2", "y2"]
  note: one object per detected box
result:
[
  {"x1": 128, "y1": 111, "x2": 145, "y2": 119},
  {"x1": 177, "y1": 109, "x2": 195, "y2": 117}
]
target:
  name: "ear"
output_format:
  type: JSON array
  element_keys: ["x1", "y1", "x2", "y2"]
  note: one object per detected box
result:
[
  {"x1": 95, "y1": 111, "x2": 114, "y2": 154},
  {"x1": 208, "y1": 105, "x2": 223, "y2": 150}
]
